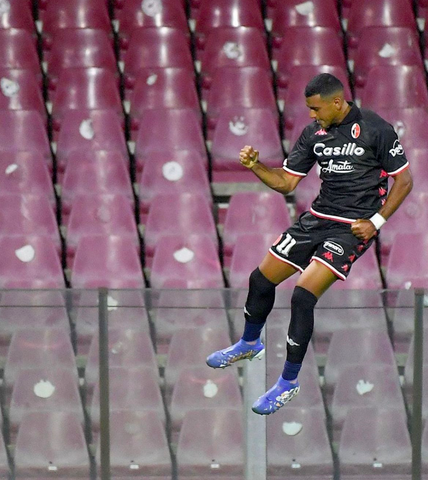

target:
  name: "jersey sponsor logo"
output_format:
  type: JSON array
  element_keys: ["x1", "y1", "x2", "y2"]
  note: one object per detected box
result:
[
  {"x1": 351, "y1": 123, "x2": 361, "y2": 139},
  {"x1": 321, "y1": 159, "x2": 355, "y2": 174},
  {"x1": 315, "y1": 128, "x2": 327, "y2": 135},
  {"x1": 323, "y1": 241, "x2": 344, "y2": 256},
  {"x1": 389, "y1": 139, "x2": 404, "y2": 157},
  {"x1": 313, "y1": 142, "x2": 365, "y2": 158}
]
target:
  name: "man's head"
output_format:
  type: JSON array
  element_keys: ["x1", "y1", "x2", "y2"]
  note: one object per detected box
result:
[{"x1": 304, "y1": 73, "x2": 348, "y2": 129}]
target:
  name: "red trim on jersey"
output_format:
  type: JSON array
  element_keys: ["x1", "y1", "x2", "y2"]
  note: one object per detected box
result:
[
  {"x1": 388, "y1": 162, "x2": 409, "y2": 177},
  {"x1": 310, "y1": 208, "x2": 355, "y2": 224},
  {"x1": 282, "y1": 166, "x2": 307, "y2": 177}
]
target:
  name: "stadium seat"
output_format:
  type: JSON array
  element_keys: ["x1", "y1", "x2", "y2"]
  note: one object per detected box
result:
[
  {"x1": 194, "y1": 0, "x2": 264, "y2": 52},
  {"x1": 370, "y1": 108, "x2": 428, "y2": 152},
  {"x1": 210, "y1": 107, "x2": 284, "y2": 183},
  {"x1": 143, "y1": 192, "x2": 217, "y2": 260},
  {"x1": 385, "y1": 232, "x2": 428, "y2": 289},
  {"x1": 0, "y1": 235, "x2": 65, "y2": 289},
  {"x1": 204, "y1": 66, "x2": 277, "y2": 131},
  {"x1": 44, "y1": 28, "x2": 117, "y2": 86},
  {"x1": 176, "y1": 408, "x2": 244, "y2": 478},
  {"x1": 0, "y1": 194, "x2": 61, "y2": 253},
  {"x1": 404, "y1": 149, "x2": 428, "y2": 190},
  {"x1": 121, "y1": 27, "x2": 193, "y2": 76},
  {"x1": 116, "y1": 0, "x2": 188, "y2": 48},
  {"x1": 55, "y1": 110, "x2": 128, "y2": 174},
  {"x1": 338, "y1": 406, "x2": 412, "y2": 479},
  {"x1": 341, "y1": 0, "x2": 414, "y2": 20},
  {"x1": 49, "y1": 67, "x2": 123, "y2": 130},
  {"x1": 0, "y1": 290, "x2": 69, "y2": 346},
  {"x1": 8, "y1": 367, "x2": 84, "y2": 441},
  {"x1": 70, "y1": 235, "x2": 145, "y2": 289},
  {"x1": 0, "y1": 29, "x2": 40, "y2": 77},
  {"x1": 14, "y1": 411, "x2": 91, "y2": 478},
  {"x1": 330, "y1": 364, "x2": 405, "y2": 441},
  {"x1": 90, "y1": 366, "x2": 165, "y2": 433},
  {"x1": 138, "y1": 152, "x2": 211, "y2": 218},
  {"x1": 324, "y1": 329, "x2": 397, "y2": 402},
  {"x1": 164, "y1": 327, "x2": 231, "y2": 392},
  {"x1": 3, "y1": 328, "x2": 77, "y2": 392},
  {"x1": 352, "y1": 27, "x2": 423, "y2": 101},
  {"x1": 154, "y1": 306, "x2": 229, "y2": 354},
  {"x1": 360, "y1": 65, "x2": 428, "y2": 110},
  {"x1": 64, "y1": 194, "x2": 138, "y2": 267},
  {"x1": 198, "y1": 26, "x2": 270, "y2": 83},
  {"x1": 345, "y1": 0, "x2": 418, "y2": 60},
  {"x1": 84, "y1": 329, "x2": 158, "y2": 390},
  {"x1": 266, "y1": 407, "x2": 333, "y2": 479},
  {"x1": 0, "y1": 110, "x2": 52, "y2": 168},
  {"x1": 169, "y1": 366, "x2": 242, "y2": 435},
  {"x1": 313, "y1": 304, "x2": 387, "y2": 355},
  {"x1": 273, "y1": 25, "x2": 346, "y2": 67},
  {"x1": 270, "y1": 0, "x2": 341, "y2": 51},
  {"x1": 379, "y1": 191, "x2": 428, "y2": 268},
  {"x1": 73, "y1": 290, "x2": 149, "y2": 355},
  {"x1": 0, "y1": 68, "x2": 46, "y2": 122},
  {"x1": 223, "y1": 190, "x2": 291, "y2": 260},
  {"x1": 41, "y1": 0, "x2": 112, "y2": 49},
  {"x1": 127, "y1": 68, "x2": 200, "y2": 132},
  {"x1": 95, "y1": 410, "x2": 172, "y2": 479},
  {"x1": 0, "y1": 152, "x2": 55, "y2": 209},
  {"x1": 149, "y1": 234, "x2": 224, "y2": 289},
  {"x1": 61, "y1": 154, "x2": 133, "y2": 218},
  {"x1": 0, "y1": 0, "x2": 35, "y2": 33},
  {"x1": 134, "y1": 108, "x2": 206, "y2": 171}
]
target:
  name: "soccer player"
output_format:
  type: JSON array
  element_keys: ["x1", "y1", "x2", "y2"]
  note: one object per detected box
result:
[{"x1": 206, "y1": 73, "x2": 413, "y2": 415}]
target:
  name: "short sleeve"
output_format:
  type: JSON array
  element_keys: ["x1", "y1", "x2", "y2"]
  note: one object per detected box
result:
[
  {"x1": 283, "y1": 125, "x2": 317, "y2": 177},
  {"x1": 377, "y1": 123, "x2": 409, "y2": 176}
]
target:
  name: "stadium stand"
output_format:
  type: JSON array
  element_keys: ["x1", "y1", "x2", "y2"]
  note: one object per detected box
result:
[{"x1": 0, "y1": 0, "x2": 425, "y2": 478}]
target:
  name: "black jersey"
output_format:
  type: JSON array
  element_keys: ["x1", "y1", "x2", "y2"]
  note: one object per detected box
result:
[{"x1": 283, "y1": 103, "x2": 409, "y2": 223}]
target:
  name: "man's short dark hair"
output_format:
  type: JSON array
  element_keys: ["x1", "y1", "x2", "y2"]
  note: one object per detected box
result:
[{"x1": 304, "y1": 73, "x2": 344, "y2": 98}]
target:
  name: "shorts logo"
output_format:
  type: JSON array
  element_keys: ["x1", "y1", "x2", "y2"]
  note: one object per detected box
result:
[
  {"x1": 323, "y1": 241, "x2": 344, "y2": 256},
  {"x1": 351, "y1": 123, "x2": 361, "y2": 139},
  {"x1": 389, "y1": 139, "x2": 404, "y2": 157}
]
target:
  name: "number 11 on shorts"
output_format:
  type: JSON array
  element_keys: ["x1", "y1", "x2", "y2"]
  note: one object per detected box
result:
[{"x1": 276, "y1": 233, "x2": 297, "y2": 257}]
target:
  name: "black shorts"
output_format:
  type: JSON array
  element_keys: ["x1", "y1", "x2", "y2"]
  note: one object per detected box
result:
[{"x1": 269, "y1": 212, "x2": 375, "y2": 280}]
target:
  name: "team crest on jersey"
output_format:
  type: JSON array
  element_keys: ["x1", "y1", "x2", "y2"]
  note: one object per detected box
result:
[
  {"x1": 315, "y1": 128, "x2": 327, "y2": 136},
  {"x1": 351, "y1": 123, "x2": 361, "y2": 139}
]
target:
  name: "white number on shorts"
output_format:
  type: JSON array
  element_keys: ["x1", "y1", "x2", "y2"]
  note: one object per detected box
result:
[{"x1": 276, "y1": 233, "x2": 296, "y2": 257}]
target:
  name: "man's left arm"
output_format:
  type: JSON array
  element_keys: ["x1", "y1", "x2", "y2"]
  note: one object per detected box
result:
[{"x1": 351, "y1": 168, "x2": 413, "y2": 241}]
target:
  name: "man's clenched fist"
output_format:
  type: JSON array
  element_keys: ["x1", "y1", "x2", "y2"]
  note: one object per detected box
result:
[{"x1": 240, "y1": 145, "x2": 259, "y2": 169}]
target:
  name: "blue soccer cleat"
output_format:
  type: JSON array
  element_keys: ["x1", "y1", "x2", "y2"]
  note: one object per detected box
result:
[
  {"x1": 206, "y1": 338, "x2": 265, "y2": 369},
  {"x1": 252, "y1": 375, "x2": 300, "y2": 415}
]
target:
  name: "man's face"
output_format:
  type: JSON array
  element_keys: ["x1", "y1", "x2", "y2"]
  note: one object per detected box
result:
[{"x1": 306, "y1": 94, "x2": 341, "y2": 129}]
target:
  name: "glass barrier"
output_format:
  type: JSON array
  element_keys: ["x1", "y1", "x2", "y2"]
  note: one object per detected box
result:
[{"x1": 0, "y1": 287, "x2": 424, "y2": 480}]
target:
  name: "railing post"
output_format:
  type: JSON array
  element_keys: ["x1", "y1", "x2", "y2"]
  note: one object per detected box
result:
[
  {"x1": 412, "y1": 288, "x2": 424, "y2": 480},
  {"x1": 98, "y1": 288, "x2": 110, "y2": 480},
  {"x1": 243, "y1": 348, "x2": 267, "y2": 480}
]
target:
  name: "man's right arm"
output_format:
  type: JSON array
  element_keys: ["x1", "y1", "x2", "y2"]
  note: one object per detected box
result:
[{"x1": 240, "y1": 145, "x2": 303, "y2": 195}]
